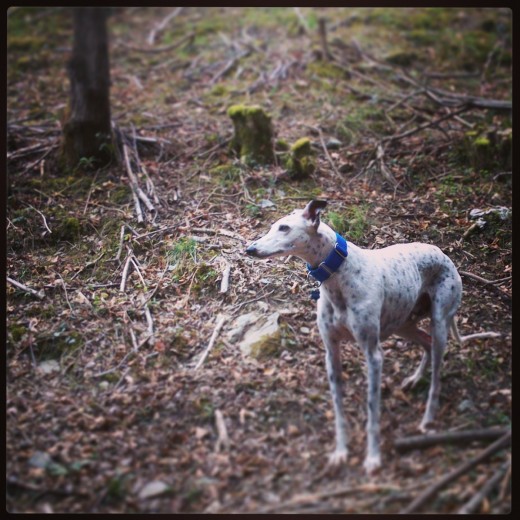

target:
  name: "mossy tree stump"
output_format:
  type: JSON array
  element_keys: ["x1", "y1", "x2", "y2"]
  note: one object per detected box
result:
[
  {"x1": 228, "y1": 105, "x2": 274, "y2": 165},
  {"x1": 285, "y1": 137, "x2": 316, "y2": 178}
]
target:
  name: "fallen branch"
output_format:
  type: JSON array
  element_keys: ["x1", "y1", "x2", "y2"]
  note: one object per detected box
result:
[
  {"x1": 460, "y1": 270, "x2": 511, "y2": 286},
  {"x1": 460, "y1": 331, "x2": 502, "y2": 342},
  {"x1": 143, "y1": 262, "x2": 170, "y2": 305},
  {"x1": 130, "y1": 256, "x2": 147, "y2": 289},
  {"x1": 220, "y1": 262, "x2": 231, "y2": 294},
  {"x1": 25, "y1": 203, "x2": 52, "y2": 235},
  {"x1": 7, "y1": 142, "x2": 47, "y2": 160},
  {"x1": 394, "y1": 427, "x2": 510, "y2": 453},
  {"x1": 460, "y1": 270, "x2": 511, "y2": 307},
  {"x1": 7, "y1": 276, "x2": 45, "y2": 300},
  {"x1": 400, "y1": 430, "x2": 511, "y2": 514},
  {"x1": 123, "y1": 143, "x2": 156, "y2": 216},
  {"x1": 303, "y1": 124, "x2": 343, "y2": 180},
  {"x1": 7, "y1": 476, "x2": 88, "y2": 498},
  {"x1": 457, "y1": 461, "x2": 510, "y2": 514},
  {"x1": 256, "y1": 482, "x2": 424, "y2": 514},
  {"x1": 293, "y1": 7, "x2": 310, "y2": 35},
  {"x1": 214, "y1": 409, "x2": 230, "y2": 452},
  {"x1": 120, "y1": 32, "x2": 194, "y2": 54},
  {"x1": 382, "y1": 105, "x2": 470, "y2": 144},
  {"x1": 376, "y1": 143, "x2": 399, "y2": 186},
  {"x1": 115, "y1": 225, "x2": 126, "y2": 263},
  {"x1": 143, "y1": 305, "x2": 154, "y2": 346},
  {"x1": 210, "y1": 49, "x2": 249, "y2": 85},
  {"x1": 194, "y1": 315, "x2": 227, "y2": 370},
  {"x1": 147, "y1": 7, "x2": 183, "y2": 46},
  {"x1": 426, "y1": 86, "x2": 512, "y2": 112},
  {"x1": 119, "y1": 254, "x2": 133, "y2": 293},
  {"x1": 131, "y1": 124, "x2": 161, "y2": 206},
  {"x1": 57, "y1": 273, "x2": 74, "y2": 316}
]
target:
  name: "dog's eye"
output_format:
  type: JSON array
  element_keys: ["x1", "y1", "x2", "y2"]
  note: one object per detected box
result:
[{"x1": 278, "y1": 225, "x2": 290, "y2": 232}]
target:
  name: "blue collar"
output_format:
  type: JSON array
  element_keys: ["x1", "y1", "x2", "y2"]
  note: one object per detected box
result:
[{"x1": 307, "y1": 232, "x2": 348, "y2": 283}]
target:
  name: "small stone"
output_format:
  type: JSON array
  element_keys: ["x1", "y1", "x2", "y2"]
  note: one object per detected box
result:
[
  {"x1": 259, "y1": 199, "x2": 276, "y2": 209},
  {"x1": 239, "y1": 312, "x2": 281, "y2": 359},
  {"x1": 29, "y1": 451, "x2": 52, "y2": 469},
  {"x1": 457, "y1": 399, "x2": 475, "y2": 413},
  {"x1": 326, "y1": 138, "x2": 342, "y2": 150},
  {"x1": 300, "y1": 327, "x2": 311, "y2": 335},
  {"x1": 227, "y1": 312, "x2": 261, "y2": 342},
  {"x1": 37, "y1": 360, "x2": 60, "y2": 374}
]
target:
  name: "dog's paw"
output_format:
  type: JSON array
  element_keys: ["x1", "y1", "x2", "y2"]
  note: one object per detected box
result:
[
  {"x1": 363, "y1": 454, "x2": 382, "y2": 476},
  {"x1": 418, "y1": 419, "x2": 436, "y2": 434},
  {"x1": 327, "y1": 449, "x2": 348, "y2": 468}
]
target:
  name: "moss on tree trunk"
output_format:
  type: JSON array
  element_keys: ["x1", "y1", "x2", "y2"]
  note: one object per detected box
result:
[{"x1": 228, "y1": 105, "x2": 274, "y2": 165}]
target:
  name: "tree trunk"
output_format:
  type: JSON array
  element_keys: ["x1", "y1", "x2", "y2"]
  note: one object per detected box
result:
[{"x1": 62, "y1": 7, "x2": 112, "y2": 170}]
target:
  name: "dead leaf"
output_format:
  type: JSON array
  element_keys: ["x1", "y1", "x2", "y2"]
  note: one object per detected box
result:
[{"x1": 138, "y1": 480, "x2": 170, "y2": 499}]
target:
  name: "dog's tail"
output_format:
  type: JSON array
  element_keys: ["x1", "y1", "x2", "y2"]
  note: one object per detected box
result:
[{"x1": 450, "y1": 316, "x2": 501, "y2": 344}]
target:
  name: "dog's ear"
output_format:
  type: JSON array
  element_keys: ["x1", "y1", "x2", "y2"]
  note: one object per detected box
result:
[{"x1": 302, "y1": 200, "x2": 327, "y2": 229}]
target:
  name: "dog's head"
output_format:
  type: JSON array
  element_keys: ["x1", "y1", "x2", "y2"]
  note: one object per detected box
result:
[{"x1": 245, "y1": 200, "x2": 327, "y2": 258}]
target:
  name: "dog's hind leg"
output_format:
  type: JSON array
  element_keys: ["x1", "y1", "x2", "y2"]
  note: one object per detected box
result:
[{"x1": 419, "y1": 309, "x2": 452, "y2": 432}]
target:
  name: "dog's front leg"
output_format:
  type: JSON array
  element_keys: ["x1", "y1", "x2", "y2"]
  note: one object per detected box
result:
[
  {"x1": 359, "y1": 330, "x2": 384, "y2": 475},
  {"x1": 318, "y1": 318, "x2": 348, "y2": 467}
]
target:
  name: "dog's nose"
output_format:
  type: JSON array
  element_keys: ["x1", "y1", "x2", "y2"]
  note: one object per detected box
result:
[{"x1": 245, "y1": 244, "x2": 257, "y2": 256}]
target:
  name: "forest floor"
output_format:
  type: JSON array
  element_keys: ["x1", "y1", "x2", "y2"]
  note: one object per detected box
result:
[{"x1": 6, "y1": 7, "x2": 512, "y2": 514}]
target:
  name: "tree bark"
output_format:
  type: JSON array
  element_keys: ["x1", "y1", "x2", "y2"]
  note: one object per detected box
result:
[{"x1": 62, "y1": 7, "x2": 112, "y2": 170}]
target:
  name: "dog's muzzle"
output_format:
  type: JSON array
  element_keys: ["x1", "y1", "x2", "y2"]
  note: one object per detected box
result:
[{"x1": 245, "y1": 244, "x2": 258, "y2": 256}]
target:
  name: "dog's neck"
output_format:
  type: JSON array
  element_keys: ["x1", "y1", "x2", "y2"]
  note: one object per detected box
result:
[{"x1": 297, "y1": 222, "x2": 339, "y2": 269}]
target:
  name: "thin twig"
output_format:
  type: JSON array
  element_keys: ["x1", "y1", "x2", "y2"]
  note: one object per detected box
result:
[
  {"x1": 382, "y1": 105, "x2": 470, "y2": 144},
  {"x1": 376, "y1": 143, "x2": 398, "y2": 186},
  {"x1": 7, "y1": 276, "x2": 45, "y2": 300},
  {"x1": 460, "y1": 270, "x2": 511, "y2": 306},
  {"x1": 194, "y1": 315, "x2": 227, "y2": 370},
  {"x1": 123, "y1": 143, "x2": 156, "y2": 215},
  {"x1": 143, "y1": 305, "x2": 154, "y2": 345},
  {"x1": 143, "y1": 262, "x2": 170, "y2": 304},
  {"x1": 256, "y1": 482, "x2": 424, "y2": 514},
  {"x1": 460, "y1": 331, "x2": 502, "y2": 342},
  {"x1": 231, "y1": 289, "x2": 276, "y2": 315},
  {"x1": 115, "y1": 225, "x2": 126, "y2": 263},
  {"x1": 147, "y1": 7, "x2": 183, "y2": 46},
  {"x1": 130, "y1": 256, "x2": 147, "y2": 289},
  {"x1": 214, "y1": 409, "x2": 230, "y2": 452},
  {"x1": 56, "y1": 273, "x2": 74, "y2": 316},
  {"x1": 128, "y1": 327, "x2": 139, "y2": 353},
  {"x1": 24, "y1": 203, "x2": 52, "y2": 235},
  {"x1": 400, "y1": 430, "x2": 511, "y2": 514},
  {"x1": 293, "y1": 7, "x2": 310, "y2": 35},
  {"x1": 460, "y1": 270, "x2": 511, "y2": 286},
  {"x1": 220, "y1": 261, "x2": 231, "y2": 294},
  {"x1": 119, "y1": 254, "x2": 133, "y2": 293},
  {"x1": 120, "y1": 32, "x2": 194, "y2": 54},
  {"x1": 303, "y1": 124, "x2": 342, "y2": 179},
  {"x1": 123, "y1": 144, "x2": 144, "y2": 223}
]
